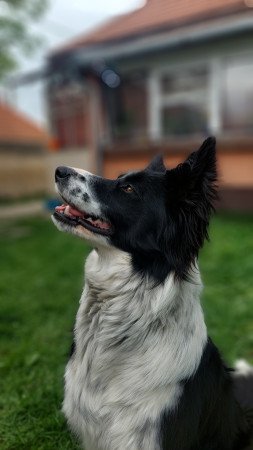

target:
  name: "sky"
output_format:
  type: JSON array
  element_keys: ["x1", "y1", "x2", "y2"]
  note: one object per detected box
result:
[{"x1": 4, "y1": 0, "x2": 143, "y2": 127}]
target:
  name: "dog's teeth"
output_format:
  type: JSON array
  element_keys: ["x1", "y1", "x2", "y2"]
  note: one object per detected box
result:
[{"x1": 55, "y1": 204, "x2": 66, "y2": 213}]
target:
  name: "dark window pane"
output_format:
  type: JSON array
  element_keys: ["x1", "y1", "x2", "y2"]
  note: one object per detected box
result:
[{"x1": 161, "y1": 104, "x2": 208, "y2": 136}]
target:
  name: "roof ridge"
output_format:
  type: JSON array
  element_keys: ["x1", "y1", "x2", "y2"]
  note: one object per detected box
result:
[
  {"x1": 50, "y1": 0, "x2": 247, "y2": 56},
  {"x1": 49, "y1": 3, "x2": 146, "y2": 55}
]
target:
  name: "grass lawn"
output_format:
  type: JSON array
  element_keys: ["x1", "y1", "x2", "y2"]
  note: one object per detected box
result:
[{"x1": 0, "y1": 214, "x2": 253, "y2": 449}]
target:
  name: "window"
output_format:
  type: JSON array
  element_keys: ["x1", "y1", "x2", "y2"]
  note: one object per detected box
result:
[
  {"x1": 149, "y1": 57, "x2": 253, "y2": 140},
  {"x1": 161, "y1": 104, "x2": 208, "y2": 136},
  {"x1": 222, "y1": 61, "x2": 253, "y2": 133},
  {"x1": 149, "y1": 67, "x2": 209, "y2": 138}
]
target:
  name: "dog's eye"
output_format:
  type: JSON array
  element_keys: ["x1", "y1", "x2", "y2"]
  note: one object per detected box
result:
[{"x1": 121, "y1": 184, "x2": 134, "y2": 193}]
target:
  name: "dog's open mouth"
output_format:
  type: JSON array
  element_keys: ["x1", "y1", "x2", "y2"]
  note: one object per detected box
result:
[{"x1": 53, "y1": 204, "x2": 113, "y2": 236}]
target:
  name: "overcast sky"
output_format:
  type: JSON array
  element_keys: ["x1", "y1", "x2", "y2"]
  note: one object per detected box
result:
[{"x1": 5, "y1": 0, "x2": 143, "y2": 127}]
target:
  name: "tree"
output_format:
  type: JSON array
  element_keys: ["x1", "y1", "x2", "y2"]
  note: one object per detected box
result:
[{"x1": 0, "y1": 0, "x2": 48, "y2": 80}]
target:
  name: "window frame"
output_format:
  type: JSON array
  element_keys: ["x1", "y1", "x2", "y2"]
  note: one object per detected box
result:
[
  {"x1": 221, "y1": 57, "x2": 253, "y2": 134},
  {"x1": 148, "y1": 58, "x2": 224, "y2": 140}
]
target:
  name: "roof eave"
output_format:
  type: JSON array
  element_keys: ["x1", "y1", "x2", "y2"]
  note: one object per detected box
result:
[{"x1": 72, "y1": 12, "x2": 253, "y2": 66}]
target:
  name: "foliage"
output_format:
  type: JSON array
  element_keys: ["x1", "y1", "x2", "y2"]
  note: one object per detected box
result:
[
  {"x1": 0, "y1": 0, "x2": 48, "y2": 80},
  {"x1": 0, "y1": 214, "x2": 252, "y2": 448}
]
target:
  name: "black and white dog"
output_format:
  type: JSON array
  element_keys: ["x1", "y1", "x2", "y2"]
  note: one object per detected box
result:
[{"x1": 52, "y1": 137, "x2": 253, "y2": 450}]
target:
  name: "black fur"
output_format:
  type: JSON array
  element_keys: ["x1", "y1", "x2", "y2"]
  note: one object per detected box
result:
[
  {"x1": 234, "y1": 373, "x2": 253, "y2": 412},
  {"x1": 160, "y1": 339, "x2": 252, "y2": 450},
  {"x1": 164, "y1": 136, "x2": 218, "y2": 280},
  {"x1": 93, "y1": 137, "x2": 218, "y2": 282}
]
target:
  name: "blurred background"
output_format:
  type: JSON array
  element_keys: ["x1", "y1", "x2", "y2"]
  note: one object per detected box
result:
[
  {"x1": 0, "y1": 0, "x2": 253, "y2": 208},
  {"x1": 0, "y1": 1, "x2": 253, "y2": 449}
]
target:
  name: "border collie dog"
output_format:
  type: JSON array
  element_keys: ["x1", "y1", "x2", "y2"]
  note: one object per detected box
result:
[{"x1": 52, "y1": 137, "x2": 253, "y2": 450}]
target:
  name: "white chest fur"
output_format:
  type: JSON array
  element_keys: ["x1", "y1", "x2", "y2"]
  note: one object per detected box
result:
[{"x1": 62, "y1": 248, "x2": 207, "y2": 450}]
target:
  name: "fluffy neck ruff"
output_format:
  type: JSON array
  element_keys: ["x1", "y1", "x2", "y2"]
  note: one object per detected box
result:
[
  {"x1": 64, "y1": 247, "x2": 208, "y2": 450},
  {"x1": 81, "y1": 247, "x2": 207, "y2": 386}
]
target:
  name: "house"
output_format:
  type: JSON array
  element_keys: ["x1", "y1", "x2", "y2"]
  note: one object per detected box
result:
[
  {"x1": 46, "y1": 0, "x2": 253, "y2": 210},
  {"x1": 0, "y1": 101, "x2": 48, "y2": 150},
  {"x1": 0, "y1": 100, "x2": 91, "y2": 198},
  {"x1": 0, "y1": 101, "x2": 49, "y2": 198}
]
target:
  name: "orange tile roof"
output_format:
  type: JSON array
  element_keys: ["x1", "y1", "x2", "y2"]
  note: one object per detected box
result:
[
  {"x1": 0, "y1": 102, "x2": 48, "y2": 146},
  {"x1": 53, "y1": 0, "x2": 247, "y2": 54}
]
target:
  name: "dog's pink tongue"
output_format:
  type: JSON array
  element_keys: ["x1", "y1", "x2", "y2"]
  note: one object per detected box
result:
[
  {"x1": 55, "y1": 204, "x2": 84, "y2": 217},
  {"x1": 68, "y1": 205, "x2": 84, "y2": 217}
]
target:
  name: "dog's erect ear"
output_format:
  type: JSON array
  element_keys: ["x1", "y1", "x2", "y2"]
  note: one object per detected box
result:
[
  {"x1": 167, "y1": 137, "x2": 217, "y2": 205},
  {"x1": 146, "y1": 154, "x2": 166, "y2": 173},
  {"x1": 163, "y1": 137, "x2": 217, "y2": 279},
  {"x1": 183, "y1": 136, "x2": 217, "y2": 184}
]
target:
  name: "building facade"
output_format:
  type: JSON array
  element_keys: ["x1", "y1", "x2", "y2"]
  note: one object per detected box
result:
[{"x1": 46, "y1": 0, "x2": 253, "y2": 210}]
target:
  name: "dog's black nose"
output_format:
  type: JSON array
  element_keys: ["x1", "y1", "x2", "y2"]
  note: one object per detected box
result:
[{"x1": 55, "y1": 166, "x2": 73, "y2": 181}]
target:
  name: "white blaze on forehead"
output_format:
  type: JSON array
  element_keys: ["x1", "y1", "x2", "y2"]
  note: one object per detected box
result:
[{"x1": 72, "y1": 167, "x2": 95, "y2": 177}]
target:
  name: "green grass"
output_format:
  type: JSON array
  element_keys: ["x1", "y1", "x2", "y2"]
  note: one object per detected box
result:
[
  {"x1": 0, "y1": 214, "x2": 253, "y2": 449},
  {"x1": 0, "y1": 193, "x2": 47, "y2": 206},
  {"x1": 200, "y1": 214, "x2": 253, "y2": 362}
]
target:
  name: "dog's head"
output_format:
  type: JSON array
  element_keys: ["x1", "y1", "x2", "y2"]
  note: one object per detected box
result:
[{"x1": 52, "y1": 137, "x2": 217, "y2": 282}]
